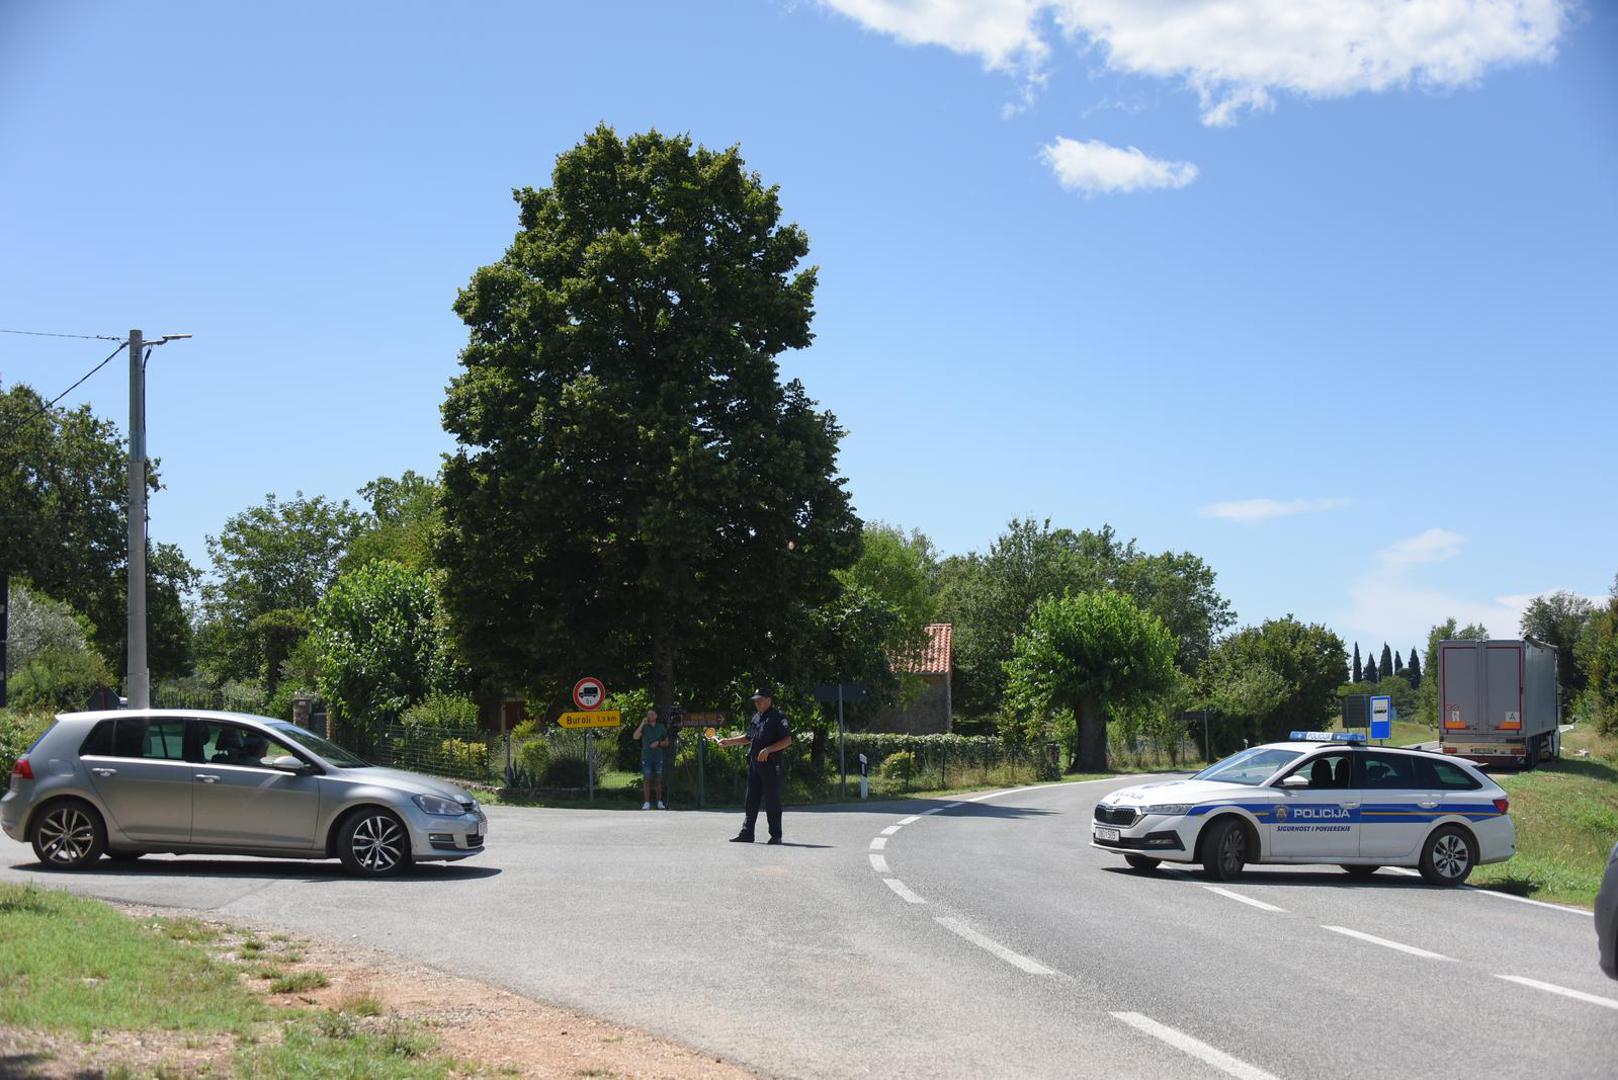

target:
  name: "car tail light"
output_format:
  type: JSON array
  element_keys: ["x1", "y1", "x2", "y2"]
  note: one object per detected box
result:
[
  {"x1": 1493, "y1": 798, "x2": 1509, "y2": 815},
  {"x1": 10, "y1": 757, "x2": 31, "y2": 780}
]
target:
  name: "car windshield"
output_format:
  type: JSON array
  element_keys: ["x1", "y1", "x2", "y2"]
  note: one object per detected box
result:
[
  {"x1": 1192, "y1": 747, "x2": 1303, "y2": 786},
  {"x1": 269, "y1": 722, "x2": 371, "y2": 769}
]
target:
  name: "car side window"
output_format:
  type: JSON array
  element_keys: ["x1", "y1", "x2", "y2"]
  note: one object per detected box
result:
[
  {"x1": 1280, "y1": 751, "x2": 1353, "y2": 789},
  {"x1": 110, "y1": 718, "x2": 187, "y2": 760},
  {"x1": 197, "y1": 721, "x2": 298, "y2": 769},
  {"x1": 1357, "y1": 752, "x2": 1418, "y2": 790},
  {"x1": 1414, "y1": 758, "x2": 1481, "y2": 790},
  {"x1": 79, "y1": 719, "x2": 115, "y2": 756}
]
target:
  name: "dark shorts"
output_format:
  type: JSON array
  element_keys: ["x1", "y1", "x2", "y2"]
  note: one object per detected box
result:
[{"x1": 642, "y1": 757, "x2": 664, "y2": 777}]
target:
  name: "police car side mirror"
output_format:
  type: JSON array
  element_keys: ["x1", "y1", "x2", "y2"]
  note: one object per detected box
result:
[{"x1": 1279, "y1": 774, "x2": 1310, "y2": 788}]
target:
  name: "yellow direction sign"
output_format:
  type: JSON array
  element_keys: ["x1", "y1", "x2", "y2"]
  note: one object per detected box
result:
[{"x1": 557, "y1": 709, "x2": 622, "y2": 730}]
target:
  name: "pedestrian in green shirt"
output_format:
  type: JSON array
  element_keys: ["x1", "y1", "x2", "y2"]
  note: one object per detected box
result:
[{"x1": 635, "y1": 708, "x2": 669, "y2": 810}]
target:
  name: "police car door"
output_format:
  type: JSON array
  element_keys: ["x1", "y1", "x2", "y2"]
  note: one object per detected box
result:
[
  {"x1": 1269, "y1": 751, "x2": 1359, "y2": 858},
  {"x1": 1354, "y1": 751, "x2": 1433, "y2": 860}
]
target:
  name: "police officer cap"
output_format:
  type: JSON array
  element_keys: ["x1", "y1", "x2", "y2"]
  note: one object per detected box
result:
[{"x1": 749, "y1": 687, "x2": 775, "y2": 701}]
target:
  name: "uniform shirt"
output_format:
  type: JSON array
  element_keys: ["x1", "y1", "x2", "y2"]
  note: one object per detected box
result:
[
  {"x1": 747, "y1": 707, "x2": 790, "y2": 765},
  {"x1": 640, "y1": 722, "x2": 668, "y2": 766}
]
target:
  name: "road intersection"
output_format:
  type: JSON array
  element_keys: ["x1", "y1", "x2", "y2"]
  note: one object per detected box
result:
[{"x1": 5, "y1": 776, "x2": 1613, "y2": 1078}]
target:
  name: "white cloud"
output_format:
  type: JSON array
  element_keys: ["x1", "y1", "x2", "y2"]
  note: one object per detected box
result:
[
  {"x1": 1041, "y1": 136, "x2": 1197, "y2": 194},
  {"x1": 1199, "y1": 496, "x2": 1348, "y2": 522},
  {"x1": 1377, "y1": 526, "x2": 1466, "y2": 567},
  {"x1": 820, "y1": 1, "x2": 1570, "y2": 124}
]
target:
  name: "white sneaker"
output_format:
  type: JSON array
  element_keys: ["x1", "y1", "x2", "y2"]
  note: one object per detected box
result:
[
  {"x1": 642, "y1": 802, "x2": 651, "y2": 810},
  {"x1": 657, "y1": 801, "x2": 666, "y2": 810}
]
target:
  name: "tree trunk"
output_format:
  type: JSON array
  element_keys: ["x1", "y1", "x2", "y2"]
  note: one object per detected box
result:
[
  {"x1": 1076, "y1": 696, "x2": 1108, "y2": 772},
  {"x1": 650, "y1": 603, "x2": 676, "y2": 720},
  {"x1": 810, "y1": 726, "x2": 827, "y2": 770}
]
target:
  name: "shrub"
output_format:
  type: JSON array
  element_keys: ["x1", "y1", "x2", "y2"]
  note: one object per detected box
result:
[
  {"x1": 514, "y1": 738, "x2": 550, "y2": 781},
  {"x1": 0, "y1": 709, "x2": 55, "y2": 774},
  {"x1": 540, "y1": 755, "x2": 589, "y2": 788},
  {"x1": 6, "y1": 648, "x2": 115, "y2": 710},
  {"x1": 401, "y1": 693, "x2": 479, "y2": 732},
  {"x1": 879, "y1": 751, "x2": 917, "y2": 782},
  {"x1": 437, "y1": 738, "x2": 490, "y2": 779}
]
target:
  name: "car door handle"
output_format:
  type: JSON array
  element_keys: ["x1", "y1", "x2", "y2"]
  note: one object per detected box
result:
[
  {"x1": 90, "y1": 767, "x2": 117, "y2": 777},
  {"x1": 195, "y1": 774, "x2": 220, "y2": 784},
  {"x1": 1417, "y1": 800, "x2": 1439, "y2": 809},
  {"x1": 1342, "y1": 801, "x2": 1360, "y2": 809}
]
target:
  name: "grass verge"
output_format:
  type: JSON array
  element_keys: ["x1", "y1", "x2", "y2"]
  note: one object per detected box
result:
[{"x1": 1470, "y1": 725, "x2": 1618, "y2": 908}]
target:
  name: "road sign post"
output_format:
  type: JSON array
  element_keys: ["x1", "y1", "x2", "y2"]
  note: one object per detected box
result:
[
  {"x1": 814, "y1": 683, "x2": 868, "y2": 800},
  {"x1": 1370, "y1": 695, "x2": 1393, "y2": 743},
  {"x1": 674, "y1": 712, "x2": 724, "y2": 809}
]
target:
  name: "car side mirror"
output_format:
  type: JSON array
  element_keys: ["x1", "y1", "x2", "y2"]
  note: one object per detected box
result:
[
  {"x1": 270, "y1": 754, "x2": 315, "y2": 775},
  {"x1": 1279, "y1": 774, "x2": 1310, "y2": 788}
]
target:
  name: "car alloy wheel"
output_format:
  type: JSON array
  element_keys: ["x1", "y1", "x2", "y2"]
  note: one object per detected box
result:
[
  {"x1": 350, "y1": 813, "x2": 406, "y2": 874},
  {"x1": 35, "y1": 805, "x2": 100, "y2": 867},
  {"x1": 1431, "y1": 832, "x2": 1470, "y2": 880},
  {"x1": 1218, "y1": 824, "x2": 1247, "y2": 876}
]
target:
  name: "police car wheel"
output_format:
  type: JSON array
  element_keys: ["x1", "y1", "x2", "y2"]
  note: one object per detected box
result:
[
  {"x1": 1419, "y1": 826, "x2": 1476, "y2": 886},
  {"x1": 1124, "y1": 855, "x2": 1161, "y2": 872},
  {"x1": 1340, "y1": 864, "x2": 1380, "y2": 878},
  {"x1": 1201, "y1": 817, "x2": 1249, "y2": 881}
]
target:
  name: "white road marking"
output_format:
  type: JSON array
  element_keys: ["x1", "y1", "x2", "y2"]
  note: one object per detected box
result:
[
  {"x1": 1321, "y1": 925, "x2": 1453, "y2": 961},
  {"x1": 945, "y1": 802, "x2": 965, "y2": 809},
  {"x1": 1467, "y1": 887, "x2": 1595, "y2": 916},
  {"x1": 880, "y1": 825, "x2": 902, "y2": 835},
  {"x1": 1495, "y1": 975, "x2": 1618, "y2": 1011},
  {"x1": 920, "y1": 807, "x2": 946, "y2": 816},
  {"x1": 934, "y1": 917, "x2": 1055, "y2": 975},
  {"x1": 883, "y1": 878, "x2": 927, "y2": 904},
  {"x1": 1203, "y1": 886, "x2": 1286, "y2": 913},
  {"x1": 1110, "y1": 1012, "x2": 1281, "y2": 1080},
  {"x1": 869, "y1": 853, "x2": 890, "y2": 873},
  {"x1": 869, "y1": 837, "x2": 888, "y2": 850},
  {"x1": 897, "y1": 815, "x2": 921, "y2": 826}
]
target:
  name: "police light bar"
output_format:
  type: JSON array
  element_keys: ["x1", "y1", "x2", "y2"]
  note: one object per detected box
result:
[{"x1": 1288, "y1": 731, "x2": 1367, "y2": 744}]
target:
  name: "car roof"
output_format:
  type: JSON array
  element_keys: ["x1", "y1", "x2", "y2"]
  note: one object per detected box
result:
[{"x1": 54, "y1": 708, "x2": 289, "y2": 726}]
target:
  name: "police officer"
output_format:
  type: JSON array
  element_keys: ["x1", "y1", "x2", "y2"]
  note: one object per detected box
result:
[{"x1": 712, "y1": 688, "x2": 792, "y2": 845}]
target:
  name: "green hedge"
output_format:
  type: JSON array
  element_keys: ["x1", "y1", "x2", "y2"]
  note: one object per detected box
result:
[{"x1": 0, "y1": 709, "x2": 55, "y2": 774}]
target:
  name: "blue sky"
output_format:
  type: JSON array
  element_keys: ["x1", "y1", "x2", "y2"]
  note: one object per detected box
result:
[{"x1": 2, "y1": 1, "x2": 1614, "y2": 658}]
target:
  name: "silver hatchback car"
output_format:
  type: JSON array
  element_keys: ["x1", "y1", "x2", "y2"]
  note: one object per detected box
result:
[{"x1": 2, "y1": 710, "x2": 488, "y2": 877}]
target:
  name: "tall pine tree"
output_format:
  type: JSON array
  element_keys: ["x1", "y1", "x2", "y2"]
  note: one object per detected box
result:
[
  {"x1": 1393, "y1": 650, "x2": 1404, "y2": 675},
  {"x1": 1407, "y1": 647, "x2": 1421, "y2": 688},
  {"x1": 1352, "y1": 643, "x2": 1363, "y2": 683},
  {"x1": 1380, "y1": 643, "x2": 1394, "y2": 680},
  {"x1": 1364, "y1": 653, "x2": 1380, "y2": 683}
]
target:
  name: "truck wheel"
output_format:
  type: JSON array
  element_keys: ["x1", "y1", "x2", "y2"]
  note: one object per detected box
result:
[
  {"x1": 1524, "y1": 739, "x2": 1538, "y2": 771},
  {"x1": 1124, "y1": 855, "x2": 1161, "y2": 872},
  {"x1": 1419, "y1": 826, "x2": 1476, "y2": 886},
  {"x1": 1201, "y1": 817, "x2": 1249, "y2": 882},
  {"x1": 30, "y1": 799, "x2": 107, "y2": 870},
  {"x1": 336, "y1": 808, "x2": 411, "y2": 877}
]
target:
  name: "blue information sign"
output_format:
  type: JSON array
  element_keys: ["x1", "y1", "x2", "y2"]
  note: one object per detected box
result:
[{"x1": 1369, "y1": 695, "x2": 1393, "y2": 741}]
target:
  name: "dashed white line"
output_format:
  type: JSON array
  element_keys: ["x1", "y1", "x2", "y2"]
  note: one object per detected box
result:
[
  {"x1": 1467, "y1": 887, "x2": 1595, "y2": 916},
  {"x1": 883, "y1": 878, "x2": 927, "y2": 904},
  {"x1": 1321, "y1": 925, "x2": 1453, "y2": 961},
  {"x1": 1203, "y1": 886, "x2": 1286, "y2": 913},
  {"x1": 1110, "y1": 1012, "x2": 1281, "y2": 1080},
  {"x1": 896, "y1": 815, "x2": 921, "y2": 826},
  {"x1": 934, "y1": 917, "x2": 1056, "y2": 975},
  {"x1": 1495, "y1": 974, "x2": 1618, "y2": 1011},
  {"x1": 880, "y1": 825, "x2": 902, "y2": 835},
  {"x1": 869, "y1": 836, "x2": 888, "y2": 851},
  {"x1": 869, "y1": 853, "x2": 890, "y2": 873}
]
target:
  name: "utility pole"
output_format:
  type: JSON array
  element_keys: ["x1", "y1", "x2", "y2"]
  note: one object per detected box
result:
[{"x1": 126, "y1": 329, "x2": 148, "y2": 709}]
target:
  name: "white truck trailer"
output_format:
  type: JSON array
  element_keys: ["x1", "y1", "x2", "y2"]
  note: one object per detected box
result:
[{"x1": 1438, "y1": 638, "x2": 1560, "y2": 769}]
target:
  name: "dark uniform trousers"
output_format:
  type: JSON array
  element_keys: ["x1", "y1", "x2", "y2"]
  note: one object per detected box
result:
[{"x1": 741, "y1": 760, "x2": 783, "y2": 840}]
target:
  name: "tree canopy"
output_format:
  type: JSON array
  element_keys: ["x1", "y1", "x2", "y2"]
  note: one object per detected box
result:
[
  {"x1": 437, "y1": 125, "x2": 860, "y2": 713},
  {"x1": 1520, "y1": 590, "x2": 1594, "y2": 712},
  {"x1": 1200, "y1": 617, "x2": 1345, "y2": 743}
]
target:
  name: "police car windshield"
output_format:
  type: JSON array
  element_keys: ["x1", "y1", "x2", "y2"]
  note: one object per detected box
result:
[{"x1": 1193, "y1": 747, "x2": 1303, "y2": 786}]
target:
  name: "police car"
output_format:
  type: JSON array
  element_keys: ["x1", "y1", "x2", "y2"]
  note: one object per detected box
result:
[{"x1": 1091, "y1": 732, "x2": 1515, "y2": 886}]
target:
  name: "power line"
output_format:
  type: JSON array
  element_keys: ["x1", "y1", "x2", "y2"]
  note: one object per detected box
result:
[
  {"x1": 0, "y1": 327, "x2": 124, "y2": 342},
  {"x1": 0, "y1": 340, "x2": 129, "y2": 446}
]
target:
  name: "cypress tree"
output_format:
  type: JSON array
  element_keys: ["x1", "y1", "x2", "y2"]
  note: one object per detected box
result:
[
  {"x1": 1365, "y1": 653, "x2": 1380, "y2": 683},
  {"x1": 1352, "y1": 643, "x2": 1362, "y2": 683},
  {"x1": 1407, "y1": 647, "x2": 1422, "y2": 688},
  {"x1": 1380, "y1": 643, "x2": 1394, "y2": 679},
  {"x1": 1394, "y1": 651, "x2": 1404, "y2": 674}
]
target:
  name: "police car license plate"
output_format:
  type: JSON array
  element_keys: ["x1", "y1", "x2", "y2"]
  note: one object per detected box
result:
[{"x1": 1094, "y1": 826, "x2": 1120, "y2": 842}]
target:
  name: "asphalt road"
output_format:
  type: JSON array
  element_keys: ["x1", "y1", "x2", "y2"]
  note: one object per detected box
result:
[{"x1": 5, "y1": 777, "x2": 1615, "y2": 1079}]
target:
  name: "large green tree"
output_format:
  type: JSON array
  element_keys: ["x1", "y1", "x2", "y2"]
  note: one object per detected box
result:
[
  {"x1": 197, "y1": 492, "x2": 361, "y2": 683},
  {"x1": 1519, "y1": 590, "x2": 1594, "y2": 712},
  {"x1": 343, "y1": 470, "x2": 441, "y2": 574},
  {"x1": 437, "y1": 126, "x2": 860, "y2": 715},
  {"x1": 1200, "y1": 617, "x2": 1345, "y2": 743},
  {"x1": 1005, "y1": 590, "x2": 1178, "y2": 771},
  {"x1": 937, "y1": 520, "x2": 1231, "y2": 719},
  {"x1": 1576, "y1": 577, "x2": 1618, "y2": 735},
  {"x1": 0, "y1": 384, "x2": 195, "y2": 678}
]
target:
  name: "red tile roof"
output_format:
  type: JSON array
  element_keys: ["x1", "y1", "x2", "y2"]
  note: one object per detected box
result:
[{"x1": 893, "y1": 623, "x2": 952, "y2": 676}]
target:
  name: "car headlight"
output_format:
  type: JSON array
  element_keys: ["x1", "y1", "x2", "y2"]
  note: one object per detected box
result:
[
  {"x1": 1143, "y1": 804, "x2": 1194, "y2": 817},
  {"x1": 412, "y1": 794, "x2": 466, "y2": 816}
]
